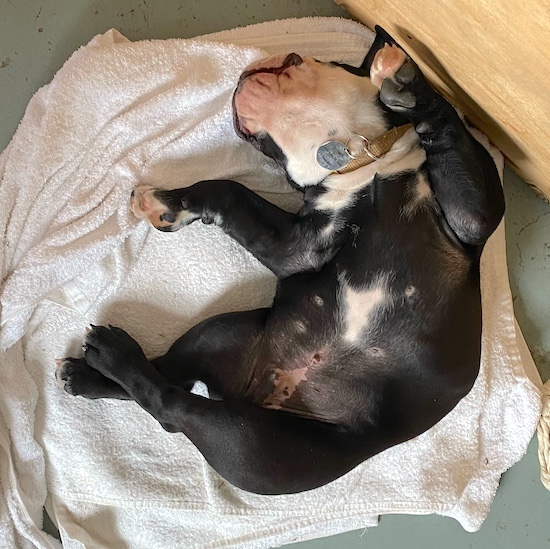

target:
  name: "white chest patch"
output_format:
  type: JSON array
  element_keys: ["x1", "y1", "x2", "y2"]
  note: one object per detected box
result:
[
  {"x1": 315, "y1": 168, "x2": 376, "y2": 212},
  {"x1": 319, "y1": 220, "x2": 336, "y2": 241},
  {"x1": 341, "y1": 281, "x2": 389, "y2": 344},
  {"x1": 401, "y1": 173, "x2": 434, "y2": 219}
]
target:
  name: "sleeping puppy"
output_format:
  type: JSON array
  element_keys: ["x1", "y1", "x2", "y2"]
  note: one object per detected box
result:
[{"x1": 56, "y1": 27, "x2": 505, "y2": 495}]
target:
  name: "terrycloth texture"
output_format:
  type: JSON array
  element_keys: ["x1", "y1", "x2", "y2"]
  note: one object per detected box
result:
[
  {"x1": 0, "y1": 17, "x2": 543, "y2": 549},
  {"x1": 537, "y1": 380, "x2": 550, "y2": 490}
]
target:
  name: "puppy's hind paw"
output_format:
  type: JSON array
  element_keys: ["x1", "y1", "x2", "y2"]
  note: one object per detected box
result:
[
  {"x1": 55, "y1": 357, "x2": 125, "y2": 399},
  {"x1": 56, "y1": 357, "x2": 91, "y2": 396}
]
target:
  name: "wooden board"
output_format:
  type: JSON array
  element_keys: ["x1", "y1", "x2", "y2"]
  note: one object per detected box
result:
[{"x1": 334, "y1": 0, "x2": 550, "y2": 200}]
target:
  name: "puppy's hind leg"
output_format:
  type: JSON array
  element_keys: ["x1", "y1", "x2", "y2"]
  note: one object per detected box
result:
[
  {"x1": 63, "y1": 323, "x2": 382, "y2": 493},
  {"x1": 78, "y1": 324, "x2": 373, "y2": 493},
  {"x1": 57, "y1": 308, "x2": 268, "y2": 404},
  {"x1": 151, "y1": 308, "x2": 269, "y2": 400},
  {"x1": 56, "y1": 356, "x2": 131, "y2": 400}
]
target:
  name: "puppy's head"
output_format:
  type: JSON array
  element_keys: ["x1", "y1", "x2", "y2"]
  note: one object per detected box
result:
[{"x1": 232, "y1": 52, "x2": 388, "y2": 188}]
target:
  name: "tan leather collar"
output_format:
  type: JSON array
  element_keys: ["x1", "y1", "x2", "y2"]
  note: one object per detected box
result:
[{"x1": 332, "y1": 123, "x2": 414, "y2": 175}]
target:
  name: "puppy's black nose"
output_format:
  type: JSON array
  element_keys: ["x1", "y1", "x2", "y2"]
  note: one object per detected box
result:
[{"x1": 285, "y1": 53, "x2": 303, "y2": 67}]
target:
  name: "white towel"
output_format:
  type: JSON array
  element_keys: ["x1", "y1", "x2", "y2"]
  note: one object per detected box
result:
[{"x1": 0, "y1": 17, "x2": 543, "y2": 549}]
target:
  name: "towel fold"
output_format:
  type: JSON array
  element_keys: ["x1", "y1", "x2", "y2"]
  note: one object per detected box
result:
[{"x1": 0, "y1": 17, "x2": 542, "y2": 549}]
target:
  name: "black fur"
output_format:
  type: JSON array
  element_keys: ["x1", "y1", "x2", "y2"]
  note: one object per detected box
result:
[{"x1": 57, "y1": 28, "x2": 504, "y2": 495}]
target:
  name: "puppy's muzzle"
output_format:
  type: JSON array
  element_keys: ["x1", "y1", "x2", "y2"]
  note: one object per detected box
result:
[
  {"x1": 231, "y1": 53, "x2": 303, "y2": 141},
  {"x1": 236, "y1": 53, "x2": 303, "y2": 90}
]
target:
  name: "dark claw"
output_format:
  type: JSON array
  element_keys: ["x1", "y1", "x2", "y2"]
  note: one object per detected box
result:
[
  {"x1": 156, "y1": 225, "x2": 177, "y2": 233},
  {"x1": 56, "y1": 357, "x2": 88, "y2": 395}
]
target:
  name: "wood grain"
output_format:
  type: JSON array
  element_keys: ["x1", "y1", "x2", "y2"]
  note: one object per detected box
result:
[{"x1": 334, "y1": 0, "x2": 550, "y2": 200}]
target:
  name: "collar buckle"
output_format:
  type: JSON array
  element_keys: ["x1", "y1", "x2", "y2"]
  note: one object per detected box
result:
[{"x1": 316, "y1": 123, "x2": 413, "y2": 175}]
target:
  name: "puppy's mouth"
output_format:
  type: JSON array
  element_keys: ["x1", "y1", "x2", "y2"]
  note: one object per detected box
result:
[
  {"x1": 237, "y1": 53, "x2": 303, "y2": 88},
  {"x1": 232, "y1": 53, "x2": 303, "y2": 140},
  {"x1": 232, "y1": 95, "x2": 250, "y2": 141}
]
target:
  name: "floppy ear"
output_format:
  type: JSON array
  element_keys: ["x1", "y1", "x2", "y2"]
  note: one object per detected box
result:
[{"x1": 360, "y1": 26, "x2": 400, "y2": 73}]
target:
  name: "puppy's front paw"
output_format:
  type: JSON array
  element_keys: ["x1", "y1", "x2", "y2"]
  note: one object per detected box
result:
[
  {"x1": 371, "y1": 44, "x2": 420, "y2": 111},
  {"x1": 371, "y1": 44, "x2": 409, "y2": 88},
  {"x1": 130, "y1": 185, "x2": 197, "y2": 232}
]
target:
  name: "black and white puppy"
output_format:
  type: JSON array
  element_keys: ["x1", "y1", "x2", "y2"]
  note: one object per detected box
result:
[{"x1": 57, "y1": 27, "x2": 505, "y2": 495}]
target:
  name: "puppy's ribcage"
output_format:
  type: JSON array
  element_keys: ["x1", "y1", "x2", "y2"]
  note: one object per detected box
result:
[{"x1": 244, "y1": 171, "x2": 478, "y2": 426}]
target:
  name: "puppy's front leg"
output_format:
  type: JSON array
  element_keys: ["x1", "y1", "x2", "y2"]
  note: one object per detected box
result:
[
  {"x1": 131, "y1": 180, "x2": 332, "y2": 277},
  {"x1": 369, "y1": 28, "x2": 505, "y2": 247}
]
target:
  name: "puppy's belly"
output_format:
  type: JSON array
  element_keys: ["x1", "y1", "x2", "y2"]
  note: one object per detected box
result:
[
  {"x1": 246, "y1": 343, "x2": 329, "y2": 414},
  {"x1": 245, "y1": 338, "x2": 381, "y2": 426}
]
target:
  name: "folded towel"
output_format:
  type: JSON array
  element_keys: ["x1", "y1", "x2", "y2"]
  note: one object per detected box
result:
[{"x1": 0, "y1": 17, "x2": 543, "y2": 549}]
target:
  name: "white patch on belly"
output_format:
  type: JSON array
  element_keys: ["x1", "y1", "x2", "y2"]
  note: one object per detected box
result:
[{"x1": 341, "y1": 281, "x2": 388, "y2": 344}]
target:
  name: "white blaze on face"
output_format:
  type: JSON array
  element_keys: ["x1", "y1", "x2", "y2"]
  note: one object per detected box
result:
[
  {"x1": 233, "y1": 55, "x2": 387, "y2": 188},
  {"x1": 341, "y1": 281, "x2": 388, "y2": 344}
]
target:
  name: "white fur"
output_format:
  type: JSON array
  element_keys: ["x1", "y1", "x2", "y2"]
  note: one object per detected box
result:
[
  {"x1": 315, "y1": 129, "x2": 424, "y2": 212},
  {"x1": 234, "y1": 57, "x2": 388, "y2": 187},
  {"x1": 401, "y1": 173, "x2": 434, "y2": 219},
  {"x1": 312, "y1": 295, "x2": 324, "y2": 307},
  {"x1": 341, "y1": 278, "x2": 390, "y2": 344},
  {"x1": 405, "y1": 285, "x2": 417, "y2": 297},
  {"x1": 319, "y1": 220, "x2": 336, "y2": 240},
  {"x1": 284, "y1": 90, "x2": 388, "y2": 187}
]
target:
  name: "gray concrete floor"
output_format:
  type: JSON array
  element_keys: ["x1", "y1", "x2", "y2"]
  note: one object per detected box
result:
[{"x1": 1, "y1": 0, "x2": 549, "y2": 547}]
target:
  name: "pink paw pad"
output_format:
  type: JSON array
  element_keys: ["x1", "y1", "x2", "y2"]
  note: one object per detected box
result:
[
  {"x1": 371, "y1": 44, "x2": 408, "y2": 89},
  {"x1": 130, "y1": 186, "x2": 173, "y2": 229}
]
